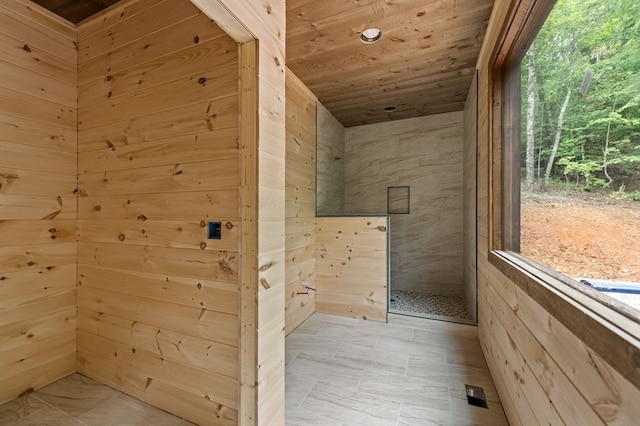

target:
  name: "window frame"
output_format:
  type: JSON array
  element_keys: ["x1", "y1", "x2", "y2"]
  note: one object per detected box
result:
[{"x1": 488, "y1": 0, "x2": 640, "y2": 390}]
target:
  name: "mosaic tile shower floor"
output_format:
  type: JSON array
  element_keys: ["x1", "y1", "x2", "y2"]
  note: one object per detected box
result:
[{"x1": 389, "y1": 289, "x2": 474, "y2": 324}]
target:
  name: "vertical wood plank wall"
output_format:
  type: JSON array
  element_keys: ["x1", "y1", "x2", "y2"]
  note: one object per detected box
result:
[
  {"x1": 345, "y1": 113, "x2": 464, "y2": 296},
  {"x1": 463, "y1": 72, "x2": 478, "y2": 323},
  {"x1": 315, "y1": 217, "x2": 388, "y2": 322},
  {"x1": 316, "y1": 103, "x2": 345, "y2": 216},
  {"x1": 285, "y1": 70, "x2": 317, "y2": 335},
  {"x1": 476, "y1": 1, "x2": 640, "y2": 424},
  {"x1": 76, "y1": 1, "x2": 240, "y2": 423},
  {"x1": 0, "y1": 0, "x2": 77, "y2": 404}
]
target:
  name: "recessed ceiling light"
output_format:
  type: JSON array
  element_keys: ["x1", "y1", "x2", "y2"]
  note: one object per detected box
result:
[
  {"x1": 360, "y1": 28, "x2": 382, "y2": 44},
  {"x1": 384, "y1": 106, "x2": 397, "y2": 112}
]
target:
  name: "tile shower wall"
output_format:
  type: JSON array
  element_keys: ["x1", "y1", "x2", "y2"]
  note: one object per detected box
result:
[
  {"x1": 316, "y1": 103, "x2": 345, "y2": 216},
  {"x1": 345, "y1": 112, "x2": 464, "y2": 295}
]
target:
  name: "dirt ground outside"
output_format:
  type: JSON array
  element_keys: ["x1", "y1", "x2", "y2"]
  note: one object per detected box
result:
[
  {"x1": 521, "y1": 190, "x2": 640, "y2": 281},
  {"x1": 521, "y1": 190, "x2": 640, "y2": 311}
]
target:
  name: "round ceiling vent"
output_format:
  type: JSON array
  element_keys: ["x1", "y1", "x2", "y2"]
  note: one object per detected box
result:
[{"x1": 360, "y1": 28, "x2": 382, "y2": 43}]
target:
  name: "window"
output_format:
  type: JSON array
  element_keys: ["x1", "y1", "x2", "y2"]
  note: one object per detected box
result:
[
  {"x1": 495, "y1": 0, "x2": 640, "y2": 319},
  {"x1": 519, "y1": 0, "x2": 640, "y2": 313},
  {"x1": 490, "y1": 0, "x2": 640, "y2": 402}
]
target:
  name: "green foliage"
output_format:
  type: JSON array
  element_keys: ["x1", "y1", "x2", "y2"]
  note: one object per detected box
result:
[
  {"x1": 628, "y1": 191, "x2": 640, "y2": 201},
  {"x1": 557, "y1": 156, "x2": 605, "y2": 187},
  {"x1": 521, "y1": 0, "x2": 640, "y2": 191}
]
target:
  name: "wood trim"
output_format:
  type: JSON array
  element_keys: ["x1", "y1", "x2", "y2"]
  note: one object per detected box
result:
[
  {"x1": 189, "y1": 0, "x2": 254, "y2": 43},
  {"x1": 507, "y1": 0, "x2": 557, "y2": 67},
  {"x1": 489, "y1": 67, "x2": 502, "y2": 252},
  {"x1": 238, "y1": 40, "x2": 258, "y2": 425},
  {"x1": 490, "y1": 251, "x2": 640, "y2": 390},
  {"x1": 500, "y1": 63, "x2": 521, "y2": 252},
  {"x1": 494, "y1": 0, "x2": 556, "y2": 68}
]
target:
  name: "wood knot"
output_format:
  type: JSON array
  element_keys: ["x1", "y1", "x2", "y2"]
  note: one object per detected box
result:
[
  {"x1": 225, "y1": 221, "x2": 233, "y2": 229},
  {"x1": 23, "y1": 44, "x2": 31, "y2": 52},
  {"x1": 194, "y1": 36, "x2": 200, "y2": 44},
  {"x1": 118, "y1": 234, "x2": 125, "y2": 241},
  {"x1": 260, "y1": 278, "x2": 271, "y2": 289},
  {"x1": 198, "y1": 77, "x2": 207, "y2": 85},
  {"x1": 259, "y1": 262, "x2": 273, "y2": 272},
  {"x1": 106, "y1": 75, "x2": 112, "y2": 81},
  {"x1": 200, "y1": 242, "x2": 207, "y2": 250},
  {"x1": 376, "y1": 226, "x2": 387, "y2": 232},
  {"x1": 200, "y1": 220, "x2": 206, "y2": 228},
  {"x1": 594, "y1": 402, "x2": 621, "y2": 422},
  {"x1": 137, "y1": 214, "x2": 148, "y2": 221},
  {"x1": 93, "y1": 205, "x2": 101, "y2": 212},
  {"x1": 218, "y1": 260, "x2": 233, "y2": 274},
  {"x1": 266, "y1": 5, "x2": 272, "y2": 14},
  {"x1": 274, "y1": 56, "x2": 280, "y2": 66}
]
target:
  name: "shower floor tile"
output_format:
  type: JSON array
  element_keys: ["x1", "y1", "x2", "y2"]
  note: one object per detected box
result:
[{"x1": 390, "y1": 289, "x2": 474, "y2": 324}]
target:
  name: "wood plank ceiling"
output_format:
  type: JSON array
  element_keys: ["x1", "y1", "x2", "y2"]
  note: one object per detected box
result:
[
  {"x1": 287, "y1": 0, "x2": 495, "y2": 127},
  {"x1": 30, "y1": 0, "x2": 494, "y2": 127},
  {"x1": 30, "y1": 0, "x2": 120, "y2": 24}
]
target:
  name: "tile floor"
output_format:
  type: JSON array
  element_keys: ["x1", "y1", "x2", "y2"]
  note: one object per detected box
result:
[
  {"x1": 389, "y1": 290, "x2": 474, "y2": 324},
  {"x1": 1, "y1": 312, "x2": 508, "y2": 426},
  {"x1": 285, "y1": 312, "x2": 508, "y2": 425},
  {"x1": 0, "y1": 373, "x2": 194, "y2": 426}
]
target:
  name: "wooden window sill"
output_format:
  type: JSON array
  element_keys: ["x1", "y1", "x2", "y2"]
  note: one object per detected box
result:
[{"x1": 488, "y1": 250, "x2": 640, "y2": 390}]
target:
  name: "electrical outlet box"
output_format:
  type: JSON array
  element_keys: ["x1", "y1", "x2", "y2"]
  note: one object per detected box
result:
[{"x1": 208, "y1": 222, "x2": 222, "y2": 239}]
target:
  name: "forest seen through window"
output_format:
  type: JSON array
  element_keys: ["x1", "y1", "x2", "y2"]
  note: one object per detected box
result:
[{"x1": 519, "y1": 0, "x2": 640, "y2": 311}]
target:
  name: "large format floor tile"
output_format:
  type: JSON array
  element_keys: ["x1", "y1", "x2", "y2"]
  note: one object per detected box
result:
[
  {"x1": 285, "y1": 312, "x2": 508, "y2": 425},
  {"x1": 0, "y1": 374, "x2": 193, "y2": 426},
  {"x1": 0, "y1": 313, "x2": 507, "y2": 425}
]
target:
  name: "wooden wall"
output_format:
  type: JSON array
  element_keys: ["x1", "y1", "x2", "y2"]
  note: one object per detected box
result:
[
  {"x1": 315, "y1": 217, "x2": 388, "y2": 322},
  {"x1": 463, "y1": 71, "x2": 478, "y2": 323},
  {"x1": 285, "y1": 70, "x2": 317, "y2": 335},
  {"x1": 192, "y1": 0, "x2": 287, "y2": 423},
  {"x1": 476, "y1": 1, "x2": 640, "y2": 424},
  {"x1": 76, "y1": 1, "x2": 240, "y2": 424},
  {"x1": 0, "y1": 0, "x2": 77, "y2": 405},
  {"x1": 316, "y1": 103, "x2": 345, "y2": 216},
  {"x1": 345, "y1": 113, "x2": 464, "y2": 295}
]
